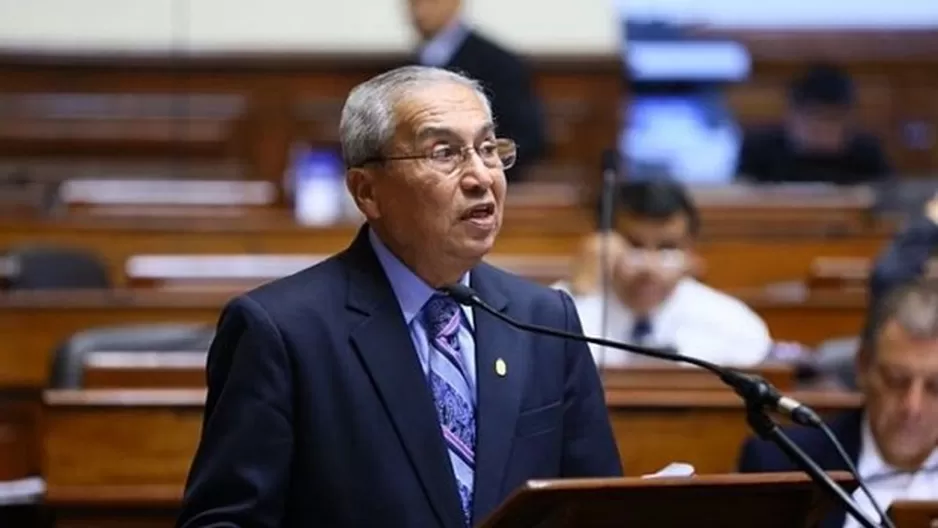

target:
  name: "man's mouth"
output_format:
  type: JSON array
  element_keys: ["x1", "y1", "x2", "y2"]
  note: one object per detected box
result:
[{"x1": 461, "y1": 203, "x2": 495, "y2": 220}]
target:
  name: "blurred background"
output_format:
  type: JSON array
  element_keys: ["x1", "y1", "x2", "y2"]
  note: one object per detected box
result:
[{"x1": 0, "y1": 0, "x2": 936, "y2": 526}]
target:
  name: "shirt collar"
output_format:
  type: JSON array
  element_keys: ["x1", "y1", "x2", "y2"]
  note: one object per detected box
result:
[
  {"x1": 368, "y1": 227, "x2": 472, "y2": 327},
  {"x1": 418, "y1": 18, "x2": 470, "y2": 67},
  {"x1": 858, "y1": 414, "x2": 938, "y2": 479}
]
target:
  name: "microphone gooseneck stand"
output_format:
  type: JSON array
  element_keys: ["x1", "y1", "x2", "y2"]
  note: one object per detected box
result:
[
  {"x1": 743, "y1": 404, "x2": 879, "y2": 528},
  {"x1": 597, "y1": 149, "x2": 620, "y2": 372},
  {"x1": 440, "y1": 284, "x2": 883, "y2": 528}
]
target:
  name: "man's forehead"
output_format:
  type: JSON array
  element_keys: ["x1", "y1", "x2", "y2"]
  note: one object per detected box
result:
[
  {"x1": 396, "y1": 85, "x2": 489, "y2": 130},
  {"x1": 413, "y1": 122, "x2": 495, "y2": 140},
  {"x1": 877, "y1": 320, "x2": 938, "y2": 363}
]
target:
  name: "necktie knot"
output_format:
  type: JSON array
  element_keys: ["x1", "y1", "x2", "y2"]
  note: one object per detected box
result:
[
  {"x1": 632, "y1": 317, "x2": 652, "y2": 343},
  {"x1": 422, "y1": 294, "x2": 461, "y2": 339}
]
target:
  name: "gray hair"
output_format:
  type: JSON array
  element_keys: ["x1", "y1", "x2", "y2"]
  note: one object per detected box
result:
[
  {"x1": 339, "y1": 65, "x2": 493, "y2": 168},
  {"x1": 863, "y1": 279, "x2": 938, "y2": 353}
]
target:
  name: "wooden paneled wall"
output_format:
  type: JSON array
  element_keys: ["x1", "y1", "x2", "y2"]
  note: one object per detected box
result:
[
  {"x1": 1, "y1": 29, "x2": 937, "y2": 198},
  {"x1": 705, "y1": 28, "x2": 938, "y2": 175},
  {"x1": 0, "y1": 52, "x2": 621, "y2": 199}
]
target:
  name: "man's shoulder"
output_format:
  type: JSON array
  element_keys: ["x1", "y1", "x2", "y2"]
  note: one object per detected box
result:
[
  {"x1": 476, "y1": 260, "x2": 570, "y2": 309},
  {"x1": 459, "y1": 29, "x2": 524, "y2": 68},
  {"x1": 228, "y1": 253, "x2": 348, "y2": 325},
  {"x1": 679, "y1": 278, "x2": 758, "y2": 317}
]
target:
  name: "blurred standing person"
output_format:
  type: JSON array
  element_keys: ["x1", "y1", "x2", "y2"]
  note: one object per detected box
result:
[{"x1": 406, "y1": 0, "x2": 547, "y2": 181}]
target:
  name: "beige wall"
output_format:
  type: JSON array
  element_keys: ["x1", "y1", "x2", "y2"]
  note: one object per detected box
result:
[{"x1": 0, "y1": 0, "x2": 620, "y2": 54}]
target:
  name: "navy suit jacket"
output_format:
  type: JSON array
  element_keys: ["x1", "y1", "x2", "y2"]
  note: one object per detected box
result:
[
  {"x1": 737, "y1": 410, "x2": 864, "y2": 528},
  {"x1": 176, "y1": 225, "x2": 622, "y2": 528}
]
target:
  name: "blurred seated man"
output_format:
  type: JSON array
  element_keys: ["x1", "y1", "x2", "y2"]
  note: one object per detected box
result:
[
  {"x1": 406, "y1": 0, "x2": 547, "y2": 180},
  {"x1": 570, "y1": 179, "x2": 772, "y2": 367},
  {"x1": 738, "y1": 279, "x2": 938, "y2": 528},
  {"x1": 736, "y1": 63, "x2": 891, "y2": 185}
]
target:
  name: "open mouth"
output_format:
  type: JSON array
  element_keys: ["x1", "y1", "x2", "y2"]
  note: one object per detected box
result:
[{"x1": 461, "y1": 202, "x2": 495, "y2": 221}]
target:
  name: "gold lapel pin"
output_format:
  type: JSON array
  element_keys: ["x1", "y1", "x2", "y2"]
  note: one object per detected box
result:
[{"x1": 495, "y1": 358, "x2": 507, "y2": 377}]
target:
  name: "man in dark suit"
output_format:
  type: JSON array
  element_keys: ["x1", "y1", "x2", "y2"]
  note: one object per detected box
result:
[
  {"x1": 407, "y1": 0, "x2": 547, "y2": 181},
  {"x1": 736, "y1": 63, "x2": 891, "y2": 185},
  {"x1": 738, "y1": 280, "x2": 938, "y2": 528},
  {"x1": 176, "y1": 65, "x2": 622, "y2": 528}
]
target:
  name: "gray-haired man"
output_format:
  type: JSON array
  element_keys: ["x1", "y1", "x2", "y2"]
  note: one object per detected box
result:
[
  {"x1": 176, "y1": 66, "x2": 621, "y2": 528},
  {"x1": 739, "y1": 279, "x2": 938, "y2": 528}
]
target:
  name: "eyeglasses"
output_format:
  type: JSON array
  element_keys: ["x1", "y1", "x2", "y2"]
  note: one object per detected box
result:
[{"x1": 362, "y1": 138, "x2": 517, "y2": 173}]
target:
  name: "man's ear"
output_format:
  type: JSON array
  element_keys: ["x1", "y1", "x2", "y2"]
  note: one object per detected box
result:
[{"x1": 346, "y1": 167, "x2": 380, "y2": 220}]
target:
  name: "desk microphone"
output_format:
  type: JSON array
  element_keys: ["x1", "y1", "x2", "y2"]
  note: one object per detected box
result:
[{"x1": 439, "y1": 283, "x2": 886, "y2": 528}]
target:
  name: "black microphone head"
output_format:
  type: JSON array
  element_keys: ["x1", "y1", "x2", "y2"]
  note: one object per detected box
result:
[{"x1": 439, "y1": 283, "x2": 478, "y2": 306}]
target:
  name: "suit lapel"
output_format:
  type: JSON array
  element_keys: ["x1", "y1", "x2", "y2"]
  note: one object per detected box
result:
[
  {"x1": 343, "y1": 227, "x2": 464, "y2": 528},
  {"x1": 820, "y1": 411, "x2": 864, "y2": 528},
  {"x1": 469, "y1": 264, "x2": 528, "y2": 521}
]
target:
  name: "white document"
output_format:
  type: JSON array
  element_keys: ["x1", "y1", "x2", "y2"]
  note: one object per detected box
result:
[
  {"x1": 0, "y1": 477, "x2": 45, "y2": 505},
  {"x1": 641, "y1": 462, "x2": 696, "y2": 479}
]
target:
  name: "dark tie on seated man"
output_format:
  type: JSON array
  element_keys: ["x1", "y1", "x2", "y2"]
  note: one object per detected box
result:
[
  {"x1": 736, "y1": 63, "x2": 891, "y2": 185},
  {"x1": 175, "y1": 65, "x2": 622, "y2": 528},
  {"x1": 738, "y1": 279, "x2": 938, "y2": 528}
]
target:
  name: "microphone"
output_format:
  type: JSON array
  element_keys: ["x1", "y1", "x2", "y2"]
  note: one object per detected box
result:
[
  {"x1": 441, "y1": 283, "x2": 821, "y2": 428},
  {"x1": 597, "y1": 149, "x2": 620, "y2": 372},
  {"x1": 598, "y1": 149, "x2": 619, "y2": 234},
  {"x1": 441, "y1": 283, "x2": 885, "y2": 528}
]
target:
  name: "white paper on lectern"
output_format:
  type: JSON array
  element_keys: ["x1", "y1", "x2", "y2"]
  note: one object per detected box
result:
[
  {"x1": 0, "y1": 476, "x2": 45, "y2": 505},
  {"x1": 641, "y1": 462, "x2": 696, "y2": 479}
]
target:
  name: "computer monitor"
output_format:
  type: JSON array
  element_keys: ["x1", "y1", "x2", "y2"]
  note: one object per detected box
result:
[{"x1": 620, "y1": 37, "x2": 751, "y2": 184}]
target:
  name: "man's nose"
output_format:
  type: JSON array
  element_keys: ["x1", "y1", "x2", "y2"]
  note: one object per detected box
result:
[
  {"x1": 901, "y1": 382, "x2": 926, "y2": 417},
  {"x1": 460, "y1": 150, "x2": 495, "y2": 192}
]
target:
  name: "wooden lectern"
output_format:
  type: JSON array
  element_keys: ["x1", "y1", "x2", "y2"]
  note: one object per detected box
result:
[
  {"x1": 887, "y1": 500, "x2": 938, "y2": 528},
  {"x1": 479, "y1": 471, "x2": 857, "y2": 528}
]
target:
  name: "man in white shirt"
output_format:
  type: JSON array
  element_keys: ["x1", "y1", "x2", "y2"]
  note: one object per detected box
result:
[
  {"x1": 739, "y1": 279, "x2": 938, "y2": 528},
  {"x1": 569, "y1": 179, "x2": 772, "y2": 367}
]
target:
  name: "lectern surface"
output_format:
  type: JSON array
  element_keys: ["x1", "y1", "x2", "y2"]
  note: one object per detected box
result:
[{"x1": 479, "y1": 472, "x2": 857, "y2": 528}]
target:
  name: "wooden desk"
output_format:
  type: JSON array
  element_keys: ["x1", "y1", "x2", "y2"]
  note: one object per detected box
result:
[
  {"x1": 747, "y1": 290, "x2": 867, "y2": 345},
  {"x1": 38, "y1": 387, "x2": 863, "y2": 526},
  {"x1": 0, "y1": 288, "x2": 867, "y2": 389},
  {"x1": 0, "y1": 389, "x2": 40, "y2": 481},
  {"x1": 888, "y1": 500, "x2": 938, "y2": 528},
  {"x1": 0, "y1": 290, "x2": 224, "y2": 388},
  {"x1": 0, "y1": 209, "x2": 891, "y2": 291},
  {"x1": 606, "y1": 389, "x2": 863, "y2": 476},
  {"x1": 0, "y1": 289, "x2": 866, "y2": 388},
  {"x1": 42, "y1": 390, "x2": 202, "y2": 528}
]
